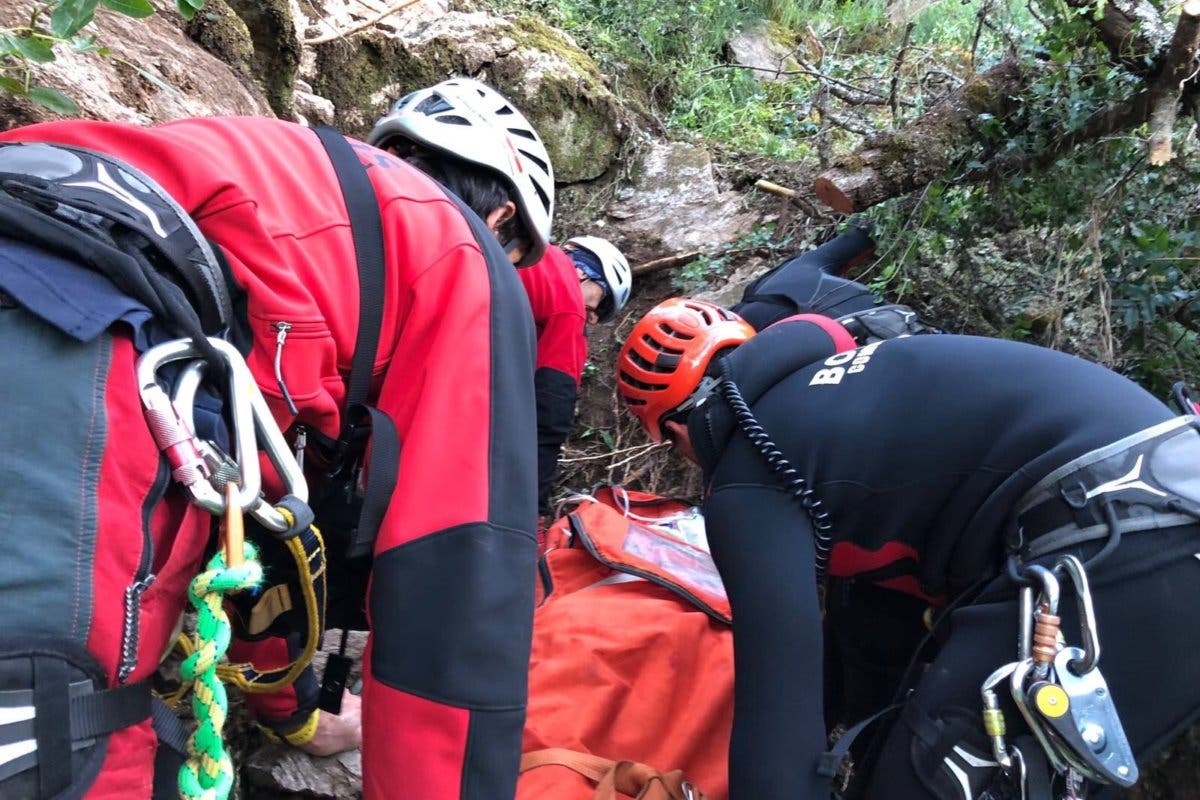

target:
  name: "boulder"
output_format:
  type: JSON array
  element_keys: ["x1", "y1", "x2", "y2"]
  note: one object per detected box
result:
[
  {"x1": 0, "y1": 0, "x2": 271, "y2": 128},
  {"x1": 723, "y1": 21, "x2": 796, "y2": 83},
  {"x1": 307, "y1": 10, "x2": 624, "y2": 182}
]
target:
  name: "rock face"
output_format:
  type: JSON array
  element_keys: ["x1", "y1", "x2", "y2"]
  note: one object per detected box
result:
[
  {"x1": 0, "y1": 0, "x2": 271, "y2": 127},
  {"x1": 604, "y1": 138, "x2": 758, "y2": 255},
  {"x1": 307, "y1": 10, "x2": 625, "y2": 182}
]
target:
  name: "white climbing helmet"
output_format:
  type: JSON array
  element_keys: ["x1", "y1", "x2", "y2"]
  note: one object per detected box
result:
[
  {"x1": 367, "y1": 78, "x2": 554, "y2": 266},
  {"x1": 566, "y1": 235, "x2": 632, "y2": 318}
]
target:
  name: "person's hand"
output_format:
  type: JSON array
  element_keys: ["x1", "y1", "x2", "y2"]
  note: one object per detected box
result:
[{"x1": 299, "y1": 692, "x2": 362, "y2": 757}]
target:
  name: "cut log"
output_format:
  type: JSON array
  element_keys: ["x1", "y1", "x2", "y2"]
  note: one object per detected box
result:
[{"x1": 813, "y1": 59, "x2": 1028, "y2": 213}]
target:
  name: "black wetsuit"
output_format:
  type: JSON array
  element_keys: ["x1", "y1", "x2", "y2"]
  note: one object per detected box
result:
[
  {"x1": 730, "y1": 226, "x2": 878, "y2": 331},
  {"x1": 689, "y1": 321, "x2": 1200, "y2": 799}
]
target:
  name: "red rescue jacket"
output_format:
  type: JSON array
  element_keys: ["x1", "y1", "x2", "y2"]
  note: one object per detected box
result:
[{"x1": 0, "y1": 117, "x2": 538, "y2": 800}]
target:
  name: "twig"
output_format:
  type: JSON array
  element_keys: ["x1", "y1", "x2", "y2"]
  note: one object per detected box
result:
[
  {"x1": 755, "y1": 178, "x2": 797, "y2": 198},
  {"x1": 303, "y1": 0, "x2": 423, "y2": 45},
  {"x1": 605, "y1": 443, "x2": 672, "y2": 472},
  {"x1": 970, "y1": 0, "x2": 995, "y2": 73},
  {"x1": 890, "y1": 22, "x2": 915, "y2": 126},
  {"x1": 560, "y1": 442, "x2": 665, "y2": 464}
]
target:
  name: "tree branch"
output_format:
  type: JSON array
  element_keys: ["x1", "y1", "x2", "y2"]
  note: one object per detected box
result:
[
  {"x1": 303, "y1": 0, "x2": 422, "y2": 45},
  {"x1": 890, "y1": 21, "x2": 915, "y2": 124},
  {"x1": 1147, "y1": 0, "x2": 1200, "y2": 165},
  {"x1": 1061, "y1": 0, "x2": 1171, "y2": 78}
]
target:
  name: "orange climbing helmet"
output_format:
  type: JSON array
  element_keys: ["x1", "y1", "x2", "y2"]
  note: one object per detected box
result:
[{"x1": 617, "y1": 298, "x2": 755, "y2": 442}]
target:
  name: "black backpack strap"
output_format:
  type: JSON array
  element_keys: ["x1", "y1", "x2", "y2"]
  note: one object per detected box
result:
[
  {"x1": 817, "y1": 702, "x2": 904, "y2": 778},
  {"x1": 311, "y1": 125, "x2": 386, "y2": 452},
  {"x1": 343, "y1": 404, "x2": 399, "y2": 560}
]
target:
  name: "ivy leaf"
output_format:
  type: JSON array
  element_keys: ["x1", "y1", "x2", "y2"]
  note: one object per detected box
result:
[
  {"x1": 0, "y1": 76, "x2": 26, "y2": 95},
  {"x1": 50, "y1": 0, "x2": 100, "y2": 39},
  {"x1": 6, "y1": 34, "x2": 57, "y2": 63},
  {"x1": 175, "y1": 0, "x2": 206, "y2": 21},
  {"x1": 70, "y1": 34, "x2": 100, "y2": 53},
  {"x1": 26, "y1": 86, "x2": 79, "y2": 115},
  {"x1": 99, "y1": 0, "x2": 155, "y2": 19}
]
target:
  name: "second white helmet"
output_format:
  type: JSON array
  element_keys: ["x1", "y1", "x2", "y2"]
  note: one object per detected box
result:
[
  {"x1": 368, "y1": 78, "x2": 554, "y2": 267},
  {"x1": 567, "y1": 235, "x2": 632, "y2": 318}
]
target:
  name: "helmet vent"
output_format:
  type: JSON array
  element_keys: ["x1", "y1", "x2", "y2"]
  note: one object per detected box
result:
[
  {"x1": 438, "y1": 115, "x2": 471, "y2": 126},
  {"x1": 657, "y1": 323, "x2": 694, "y2": 341},
  {"x1": 508, "y1": 127, "x2": 537, "y2": 141},
  {"x1": 531, "y1": 181, "x2": 552, "y2": 214},
  {"x1": 520, "y1": 148, "x2": 550, "y2": 172},
  {"x1": 627, "y1": 348, "x2": 674, "y2": 374},
  {"x1": 416, "y1": 95, "x2": 454, "y2": 115},
  {"x1": 619, "y1": 370, "x2": 668, "y2": 393}
]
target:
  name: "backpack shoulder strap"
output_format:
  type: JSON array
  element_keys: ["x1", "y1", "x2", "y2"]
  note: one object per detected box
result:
[{"x1": 311, "y1": 126, "x2": 386, "y2": 445}]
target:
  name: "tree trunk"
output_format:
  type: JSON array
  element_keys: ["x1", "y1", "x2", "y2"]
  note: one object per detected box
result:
[{"x1": 812, "y1": 59, "x2": 1027, "y2": 214}]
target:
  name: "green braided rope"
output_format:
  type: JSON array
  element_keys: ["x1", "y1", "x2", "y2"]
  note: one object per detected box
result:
[{"x1": 178, "y1": 542, "x2": 263, "y2": 800}]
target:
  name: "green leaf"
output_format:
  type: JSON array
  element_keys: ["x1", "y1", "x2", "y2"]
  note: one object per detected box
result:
[
  {"x1": 99, "y1": 0, "x2": 155, "y2": 19},
  {"x1": 175, "y1": 0, "x2": 205, "y2": 21},
  {"x1": 0, "y1": 76, "x2": 26, "y2": 96},
  {"x1": 70, "y1": 34, "x2": 99, "y2": 53},
  {"x1": 50, "y1": 0, "x2": 99, "y2": 38},
  {"x1": 8, "y1": 34, "x2": 56, "y2": 63},
  {"x1": 26, "y1": 86, "x2": 78, "y2": 115}
]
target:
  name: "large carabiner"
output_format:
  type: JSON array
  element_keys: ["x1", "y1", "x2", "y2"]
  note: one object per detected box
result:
[
  {"x1": 138, "y1": 337, "x2": 307, "y2": 532},
  {"x1": 1053, "y1": 555, "x2": 1100, "y2": 675}
]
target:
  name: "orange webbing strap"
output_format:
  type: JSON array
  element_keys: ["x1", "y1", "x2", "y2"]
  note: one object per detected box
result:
[{"x1": 520, "y1": 748, "x2": 706, "y2": 800}]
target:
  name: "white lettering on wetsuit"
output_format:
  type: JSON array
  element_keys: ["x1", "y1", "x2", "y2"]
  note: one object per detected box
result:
[{"x1": 808, "y1": 341, "x2": 882, "y2": 386}]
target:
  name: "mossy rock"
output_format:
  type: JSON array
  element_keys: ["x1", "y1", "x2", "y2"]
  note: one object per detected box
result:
[
  {"x1": 185, "y1": 0, "x2": 255, "y2": 80},
  {"x1": 185, "y1": 0, "x2": 298, "y2": 119},
  {"x1": 310, "y1": 11, "x2": 625, "y2": 183}
]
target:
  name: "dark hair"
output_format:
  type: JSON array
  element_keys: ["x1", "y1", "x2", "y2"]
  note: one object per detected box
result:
[{"x1": 403, "y1": 151, "x2": 525, "y2": 248}]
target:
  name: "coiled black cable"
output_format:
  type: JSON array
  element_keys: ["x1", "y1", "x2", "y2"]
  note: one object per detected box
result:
[{"x1": 717, "y1": 359, "x2": 834, "y2": 580}]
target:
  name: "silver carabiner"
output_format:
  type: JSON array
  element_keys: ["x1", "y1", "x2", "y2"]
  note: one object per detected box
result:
[
  {"x1": 1053, "y1": 555, "x2": 1100, "y2": 675},
  {"x1": 138, "y1": 338, "x2": 257, "y2": 513},
  {"x1": 139, "y1": 337, "x2": 307, "y2": 532}
]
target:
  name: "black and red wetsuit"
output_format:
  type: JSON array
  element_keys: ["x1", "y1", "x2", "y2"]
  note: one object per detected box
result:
[
  {"x1": 730, "y1": 226, "x2": 878, "y2": 332},
  {"x1": 518, "y1": 245, "x2": 587, "y2": 513},
  {"x1": 0, "y1": 118, "x2": 538, "y2": 800},
  {"x1": 688, "y1": 320, "x2": 1200, "y2": 799}
]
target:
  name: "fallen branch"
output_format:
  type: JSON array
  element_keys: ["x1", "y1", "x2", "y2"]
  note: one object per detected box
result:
[
  {"x1": 1147, "y1": 0, "x2": 1200, "y2": 165},
  {"x1": 303, "y1": 0, "x2": 422, "y2": 45},
  {"x1": 631, "y1": 250, "x2": 704, "y2": 277}
]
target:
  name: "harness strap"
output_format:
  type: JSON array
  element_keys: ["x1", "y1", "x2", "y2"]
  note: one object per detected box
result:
[
  {"x1": 0, "y1": 676, "x2": 152, "y2": 786},
  {"x1": 817, "y1": 702, "x2": 904, "y2": 778},
  {"x1": 32, "y1": 657, "x2": 70, "y2": 798},
  {"x1": 151, "y1": 696, "x2": 190, "y2": 758}
]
